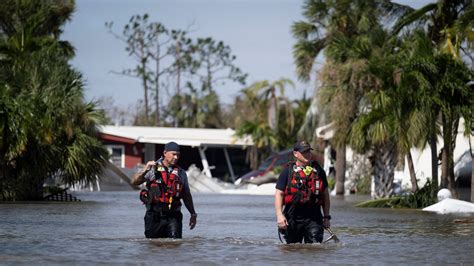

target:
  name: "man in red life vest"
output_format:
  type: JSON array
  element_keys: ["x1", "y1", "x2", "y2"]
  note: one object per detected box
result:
[
  {"x1": 274, "y1": 140, "x2": 331, "y2": 243},
  {"x1": 131, "y1": 141, "x2": 197, "y2": 238}
]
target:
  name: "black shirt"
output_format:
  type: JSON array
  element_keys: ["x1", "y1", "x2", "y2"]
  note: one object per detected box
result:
[
  {"x1": 276, "y1": 161, "x2": 328, "y2": 218},
  {"x1": 275, "y1": 161, "x2": 328, "y2": 191}
]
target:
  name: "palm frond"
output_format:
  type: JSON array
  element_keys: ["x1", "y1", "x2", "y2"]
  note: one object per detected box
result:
[
  {"x1": 392, "y1": 3, "x2": 437, "y2": 35},
  {"x1": 292, "y1": 21, "x2": 318, "y2": 39},
  {"x1": 293, "y1": 38, "x2": 326, "y2": 82}
]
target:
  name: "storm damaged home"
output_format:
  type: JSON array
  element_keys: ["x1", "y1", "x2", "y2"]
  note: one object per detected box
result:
[{"x1": 89, "y1": 125, "x2": 253, "y2": 192}]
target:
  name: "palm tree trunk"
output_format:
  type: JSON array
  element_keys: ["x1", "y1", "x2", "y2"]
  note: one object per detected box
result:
[
  {"x1": 441, "y1": 144, "x2": 449, "y2": 189},
  {"x1": 335, "y1": 144, "x2": 346, "y2": 195},
  {"x1": 469, "y1": 139, "x2": 474, "y2": 203},
  {"x1": 372, "y1": 143, "x2": 397, "y2": 198},
  {"x1": 429, "y1": 119, "x2": 438, "y2": 191},
  {"x1": 440, "y1": 112, "x2": 459, "y2": 198},
  {"x1": 470, "y1": 155, "x2": 474, "y2": 203},
  {"x1": 407, "y1": 151, "x2": 418, "y2": 192},
  {"x1": 471, "y1": 153, "x2": 474, "y2": 203}
]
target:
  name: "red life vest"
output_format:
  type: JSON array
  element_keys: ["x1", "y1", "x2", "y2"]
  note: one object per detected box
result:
[
  {"x1": 284, "y1": 162, "x2": 325, "y2": 206},
  {"x1": 144, "y1": 164, "x2": 184, "y2": 209}
]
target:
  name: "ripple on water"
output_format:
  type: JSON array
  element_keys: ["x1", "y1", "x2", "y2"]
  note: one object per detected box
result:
[{"x1": 2, "y1": 192, "x2": 474, "y2": 265}]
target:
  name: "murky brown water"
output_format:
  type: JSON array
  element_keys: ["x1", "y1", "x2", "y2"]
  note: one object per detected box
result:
[{"x1": 1, "y1": 192, "x2": 473, "y2": 265}]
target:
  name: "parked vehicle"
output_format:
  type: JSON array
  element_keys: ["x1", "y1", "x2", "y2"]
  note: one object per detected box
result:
[{"x1": 235, "y1": 149, "x2": 293, "y2": 185}]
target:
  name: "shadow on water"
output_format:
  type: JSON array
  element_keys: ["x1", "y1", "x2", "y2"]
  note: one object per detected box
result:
[{"x1": 144, "y1": 238, "x2": 185, "y2": 248}]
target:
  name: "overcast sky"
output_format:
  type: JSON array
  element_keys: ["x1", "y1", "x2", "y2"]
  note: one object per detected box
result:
[{"x1": 62, "y1": 0, "x2": 433, "y2": 109}]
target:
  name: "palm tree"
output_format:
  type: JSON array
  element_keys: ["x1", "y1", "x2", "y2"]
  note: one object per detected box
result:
[
  {"x1": 348, "y1": 39, "x2": 431, "y2": 197},
  {"x1": 233, "y1": 78, "x2": 296, "y2": 168},
  {"x1": 0, "y1": 0, "x2": 108, "y2": 200},
  {"x1": 393, "y1": 0, "x2": 474, "y2": 196},
  {"x1": 394, "y1": 32, "x2": 439, "y2": 193},
  {"x1": 234, "y1": 86, "x2": 277, "y2": 169},
  {"x1": 293, "y1": 0, "x2": 411, "y2": 195},
  {"x1": 244, "y1": 79, "x2": 295, "y2": 132},
  {"x1": 0, "y1": 0, "x2": 75, "y2": 65}
]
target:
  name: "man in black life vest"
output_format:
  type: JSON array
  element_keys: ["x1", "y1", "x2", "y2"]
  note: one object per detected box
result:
[
  {"x1": 131, "y1": 141, "x2": 197, "y2": 238},
  {"x1": 274, "y1": 140, "x2": 331, "y2": 243}
]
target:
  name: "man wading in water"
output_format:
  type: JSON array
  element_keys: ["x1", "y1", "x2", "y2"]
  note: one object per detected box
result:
[
  {"x1": 132, "y1": 141, "x2": 197, "y2": 238},
  {"x1": 274, "y1": 140, "x2": 331, "y2": 243}
]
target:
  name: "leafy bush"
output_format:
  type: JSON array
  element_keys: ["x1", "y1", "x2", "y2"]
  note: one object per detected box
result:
[
  {"x1": 356, "y1": 180, "x2": 437, "y2": 209},
  {"x1": 354, "y1": 175, "x2": 372, "y2": 194},
  {"x1": 398, "y1": 180, "x2": 437, "y2": 208},
  {"x1": 328, "y1": 177, "x2": 336, "y2": 190}
]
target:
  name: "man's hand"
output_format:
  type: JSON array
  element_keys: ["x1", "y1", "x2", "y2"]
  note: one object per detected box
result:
[
  {"x1": 323, "y1": 217, "x2": 331, "y2": 228},
  {"x1": 277, "y1": 214, "x2": 288, "y2": 230},
  {"x1": 144, "y1": 161, "x2": 156, "y2": 171},
  {"x1": 131, "y1": 160, "x2": 157, "y2": 186},
  {"x1": 189, "y1": 213, "x2": 197, "y2": 229}
]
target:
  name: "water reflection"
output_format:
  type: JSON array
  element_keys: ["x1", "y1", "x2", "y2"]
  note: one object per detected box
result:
[
  {"x1": 146, "y1": 238, "x2": 184, "y2": 249},
  {"x1": 278, "y1": 242, "x2": 342, "y2": 253}
]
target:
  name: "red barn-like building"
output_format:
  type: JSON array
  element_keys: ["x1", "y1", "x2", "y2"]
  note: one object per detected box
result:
[{"x1": 98, "y1": 125, "x2": 254, "y2": 182}]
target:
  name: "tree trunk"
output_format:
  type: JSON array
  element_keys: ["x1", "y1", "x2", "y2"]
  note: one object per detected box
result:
[
  {"x1": 174, "y1": 40, "x2": 181, "y2": 128},
  {"x1": 141, "y1": 62, "x2": 149, "y2": 125},
  {"x1": 407, "y1": 151, "x2": 418, "y2": 192},
  {"x1": 440, "y1": 143, "x2": 449, "y2": 188},
  {"x1": 372, "y1": 143, "x2": 397, "y2": 199},
  {"x1": 469, "y1": 139, "x2": 473, "y2": 203},
  {"x1": 429, "y1": 120, "x2": 438, "y2": 191},
  {"x1": 471, "y1": 153, "x2": 474, "y2": 203},
  {"x1": 155, "y1": 44, "x2": 161, "y2": 127},
  {"x1": 335, "y1": 144, "x2": 346, "y2": 195},
  {"x1": 440, "y1": 113, "x2": 459, "y2": 198},
  {"x1": 176, "y1": 40, "x2": 181, "y2": 96}
]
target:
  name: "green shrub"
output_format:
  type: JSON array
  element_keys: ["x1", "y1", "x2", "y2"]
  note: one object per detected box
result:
[
  {"x1": 327, "y1": 177, "x2": 336, "y2": 190},
  {"x1": 398, "y1": 180, "x2": 437, "y2": 208},
  {"x1": 354, "y1": 175, "x2": 371, "y2": 194},
  {"x1": 356, "y1": 180, "x2": 437, "y2": 209}
]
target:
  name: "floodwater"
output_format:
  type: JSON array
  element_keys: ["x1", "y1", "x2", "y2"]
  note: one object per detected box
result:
[{"x1": 1, "y1": 191, "x2": 473, "y2": 265}]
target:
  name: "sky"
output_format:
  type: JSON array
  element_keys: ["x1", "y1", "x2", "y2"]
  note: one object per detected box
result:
[{"x1": 62, "y1": 0, "x2": 433, "y2": 110}]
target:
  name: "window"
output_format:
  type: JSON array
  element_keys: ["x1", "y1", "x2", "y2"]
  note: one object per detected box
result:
[
  {"x1": 144, "y1": 143, "x2": 155, "y2": 163},
  {"x1": 106, "y1": 145, "x2": 125, "y2": 168}
]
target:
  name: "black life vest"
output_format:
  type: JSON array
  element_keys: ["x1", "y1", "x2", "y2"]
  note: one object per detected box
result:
[
  {"x1": 140, "y1": 163, "x2": 184, "y2": 210},
  {"x1": 284, "y1": 162, "x2": 325, "y2": 206}
]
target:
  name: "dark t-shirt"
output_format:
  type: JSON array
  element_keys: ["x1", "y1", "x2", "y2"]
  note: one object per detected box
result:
[
  {"x1": 275, "y1": 161, "x2": 328, "y2": 192},
  {"x1": 276, "y1": 161, "x2": 328, "y2": 218}
]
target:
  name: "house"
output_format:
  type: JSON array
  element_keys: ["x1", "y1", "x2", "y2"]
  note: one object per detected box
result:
[
  {"x1": 98, "y1": 125, "x2": 254, "y2": 183},
  {"x1": 316, "y1": 119, "x2": 473, "y2": 199}
]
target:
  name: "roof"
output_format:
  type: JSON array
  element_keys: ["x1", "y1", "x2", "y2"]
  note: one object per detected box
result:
[{"x1": 98, "y1": 125, "x2": 253, "y2": 147}]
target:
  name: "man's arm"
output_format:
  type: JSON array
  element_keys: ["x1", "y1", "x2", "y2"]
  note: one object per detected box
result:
[
  {"x1": 182, "y1": 189, "x2": 196, "y2": 216},
  {"x1": 322, "y1": 187, "x2": 331, "y2": 228},
  {"x1": 181, "y1": 171, "x2": 197, "y2": 229},
  {"x1": 275, "y1": 168, "x2": 289, "y2": 230},
  {"x1": 131, "y1": 161, "x2": 156, "y2": 186},
  {"x1": 275, "y1": 188, "x2": 288, "y2": 230},
  {"x1": 182, "y1": 190, "x2": 197, "y2": 229}
]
